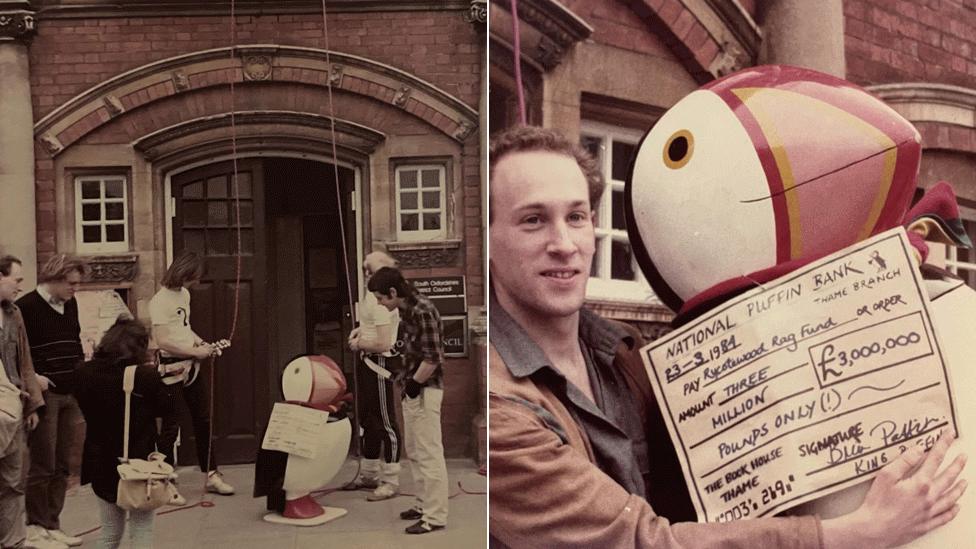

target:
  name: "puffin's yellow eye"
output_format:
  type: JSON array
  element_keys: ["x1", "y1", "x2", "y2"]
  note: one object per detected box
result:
[{"x1": 663, "y1": 130, "x2": 694, "y2": 169}]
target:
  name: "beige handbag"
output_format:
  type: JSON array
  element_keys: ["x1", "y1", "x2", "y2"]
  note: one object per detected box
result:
[
  {"x1": 115, "y1": 365, "x2": 177, "y2": 511},
  {"x1": 0, "y1": 358, "x2": 23, "y2": 451}
]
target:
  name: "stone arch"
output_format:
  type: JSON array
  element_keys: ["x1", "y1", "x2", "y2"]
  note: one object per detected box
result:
[
  {"x1": 871, "y1": 83, "x2": 976, "y2": 156},
  {"x1": 34, "y1": 44, "x2": 479, "y2": 157}
]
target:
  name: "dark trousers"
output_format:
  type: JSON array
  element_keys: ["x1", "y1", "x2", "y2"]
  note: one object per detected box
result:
[
  {"x1": 158, "y1": 374, "x2": 217, "y2": 472},
  {"x1": 26, "y1": 391, "x2": 81, "y2": 530},
  {"x1": 358, "y1": 356, "x2": 401, "y2": 464}
]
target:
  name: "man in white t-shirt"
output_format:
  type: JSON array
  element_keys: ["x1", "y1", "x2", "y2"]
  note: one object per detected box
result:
[
  {"x1": 150, "y1": 252, "x2": 234, "y2": 502},
  {"x1": 344, "y1": 251, "x2": 402, "y2": 501}
]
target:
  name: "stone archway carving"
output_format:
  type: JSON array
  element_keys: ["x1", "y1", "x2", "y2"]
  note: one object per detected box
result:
[{"x1": 34, "y1": 45, "x2": 478, "y2": 156}]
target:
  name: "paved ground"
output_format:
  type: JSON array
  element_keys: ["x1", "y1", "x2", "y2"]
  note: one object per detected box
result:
[{"x1": 59, "y1": 459, "x2": 487, "y2": 548}]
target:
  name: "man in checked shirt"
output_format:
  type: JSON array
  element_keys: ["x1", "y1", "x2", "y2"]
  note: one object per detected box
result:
[{"x1": 368, "y1": 267, "x2": 448, "y2": 535}]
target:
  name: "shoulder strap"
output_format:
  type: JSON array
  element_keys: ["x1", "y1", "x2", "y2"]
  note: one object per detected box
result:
[{"x1": 122, "y1": 365, "x2": 136, "y2": 461}]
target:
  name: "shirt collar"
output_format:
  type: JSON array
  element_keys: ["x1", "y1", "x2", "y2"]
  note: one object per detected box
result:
[
  {"x1": 489, "y1": 287, "x2": 630, "y2": 379},
  {"x1": 37, "y1": 285, "x2": 63, "y2": 306}
]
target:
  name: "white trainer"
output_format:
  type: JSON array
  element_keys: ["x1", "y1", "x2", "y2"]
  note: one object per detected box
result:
[
  {"x1": 46, "y1": 529, "x2": 82, "y2": 547},
  {"x1": 206, "y1": 470, "x2": 235, "y2": 495},
  {"x1": 366, "y1": 482, "x2": 399, "y2": 501},
  {"x1": 24, "y1": 525, "x2": 67, "y2": 549}
]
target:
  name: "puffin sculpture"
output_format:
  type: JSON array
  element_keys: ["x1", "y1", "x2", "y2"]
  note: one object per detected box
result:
[{"x1": 625, "y1": 65, "x2": 973, "y2": 546}]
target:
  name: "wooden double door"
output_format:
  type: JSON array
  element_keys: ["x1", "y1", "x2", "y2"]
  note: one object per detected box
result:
[{"x1": 170, "y1": 157, "x2": 356, "y2": 464}]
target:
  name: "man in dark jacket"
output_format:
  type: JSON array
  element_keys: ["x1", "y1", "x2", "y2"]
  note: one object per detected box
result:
[{"x1": 16, "y1": 255, "x2": 88, "y2": 547}]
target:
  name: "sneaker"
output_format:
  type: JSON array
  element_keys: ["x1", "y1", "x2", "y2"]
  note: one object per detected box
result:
[
  {"x1": 168, "y1": 487, "x2": 188, "y2": 506},
  {"x1": 206, "y1": 470, "x2": 235, "y2": 495},
  {"x1": 342, "y1": 476, "x2": 379, "y2": 491},
  {"x1": 25, "y1": 526, "x2": 68, "y2": 549},
  {"x1": 366, "y1": 482, "x2": 398, "y2": 501},
  {"x1": 399, "y1": 507, "x2": 423, "y2": 520},
  {"x1": 46, "y1": 530, "x2": 82, "y2": 547},
  {"x1": 405, "y1": 520, "x2": 445, "y2": 534}
]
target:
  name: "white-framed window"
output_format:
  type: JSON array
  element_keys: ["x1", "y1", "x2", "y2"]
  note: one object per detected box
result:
[
  {"x1": 75, "y1": 175, "x2": 129, "y2": 253},
  {"x1": 395, "y1": 164, "x2": 447, "y2": 241},
  {"x1": 580, "y1": 121, "x2": 656, "y2": 303}
]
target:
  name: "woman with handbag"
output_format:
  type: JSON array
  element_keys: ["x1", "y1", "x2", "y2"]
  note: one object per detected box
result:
[{"x1": 73, "y1": 318, "x2": 173, "y2": 548}]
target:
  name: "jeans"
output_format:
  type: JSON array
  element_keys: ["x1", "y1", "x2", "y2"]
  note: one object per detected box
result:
[
  {"x1": 403, "y1": 387, "x2": 448, "y2": 526},
  {"x1": 0, "y1": 422, "x2": 26, "y2": 549},
  {"x1": 27, "y1": 392, "x2": 82, "y2": 530},
  {"x1": 95, "y1": 496, "x2": 154, "y2": 548},
  {"x1": 158, "y1": 375, "x2": 217, "y2": 471}
]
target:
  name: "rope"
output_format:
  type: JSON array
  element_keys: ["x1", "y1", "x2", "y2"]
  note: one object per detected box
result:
[
  {"x1": 510, "y1": 0, "x2": 527, "y2": 125},
  {"x1": 320, "y1": 0, "x2": 365, "y2": 481}
]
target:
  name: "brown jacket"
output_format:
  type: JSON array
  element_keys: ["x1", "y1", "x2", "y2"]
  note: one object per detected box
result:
[
  {"x1": 489, "y1": 339, "x2": 824, "y2": 548},
  {"x1": 2, "y1": 303, "x2": 45, "y2": 415}
]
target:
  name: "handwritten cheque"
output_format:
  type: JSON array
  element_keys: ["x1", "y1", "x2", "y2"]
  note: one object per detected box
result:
[{"x1": 641, "y1": 228, "x2": 958, "y2": 522}]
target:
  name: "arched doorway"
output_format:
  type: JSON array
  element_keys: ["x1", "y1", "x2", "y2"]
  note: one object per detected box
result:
[{"x1": 167, "y1": 156, "x2": 359, "y2": 464}]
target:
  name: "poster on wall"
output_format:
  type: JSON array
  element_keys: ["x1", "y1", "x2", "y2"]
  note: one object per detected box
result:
[
  {"x1": 640, "y1": 228, "x2": 957, "y2": 522},
  {"x1": 76, "y1": 289, "x2": 134, "y2": 359}
]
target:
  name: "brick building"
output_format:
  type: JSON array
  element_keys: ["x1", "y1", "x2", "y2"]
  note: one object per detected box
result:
[
  {"x1": 0, "y1": 0, "x2": 488, "y2": 462},
  {"x1": 490, "y1": 0, "x2": 976, "y2": 334}
]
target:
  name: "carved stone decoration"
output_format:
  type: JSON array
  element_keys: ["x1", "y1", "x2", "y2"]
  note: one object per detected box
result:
[
  {"x1": 171, "y1": 70, "x2": 189, "y2": 91},
  {"x1": 102, "y1": 95, "x2": 124, "y2": 117},
  {"x1": 536, "y1": 37, "x2": 564, "y2": 70},
  {"x1": 0, "y1": 11, "x2": 36, "y2": 42},
  {"x1": 464, "y1": 0, "x2": 487, "y2": 24},
  {"x1": 393, "y1": 86, "x2": 412, "y2": 108},
  {"x1": 242, "y1": 55, "x2": 273, "y2": 81},
  {"x1": 709, "y1": 41, "x2": 749, "y2": 78},
  {"x1": 329, "y1": 63, "x2": 344, "y2": 86},
  {"x1": 84, "y1": 255, "x2": 139, "y2": 283},
  {"x1": 453, "y1": 120, "x2": 475, "y2": 142},
  {"x1": 389, "y1": 247, "x2": 460, "y2": 269},
  {"x1": 39, "y1": 134, "x2": 63, "y2": 156}
]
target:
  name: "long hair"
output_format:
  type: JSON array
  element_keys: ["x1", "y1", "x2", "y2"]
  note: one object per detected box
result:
[
  {"x1": 366, "y1": 267, "x2": 415, "y2": 300},
  {"x1": 160, "y1": 252, "x2": 204, "y2": 290},
  {"x1": 95, "y1": 318, "x2": 150, "y2": 363},
  {"x1": 38, "y1": 254, "x2": 88, "y2": 284}
]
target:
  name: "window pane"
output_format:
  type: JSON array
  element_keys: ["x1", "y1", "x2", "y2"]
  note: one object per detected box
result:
[
  {"x1": 105, "y1": 224, "x2": 125, "y2": 243},
  {"x1": 591, "y1": 236, "x2": 605, "y2": 277},
  {"x1": 241, "y1": 229, "x2": 254, "y2": 255},
  {"x1": 235, "y1": 201, "x2": 253, "y2": 226},
  {"x1": 207, "y1": 176, "x2": 227, "y2": 198},
  {"x1": 400, "y1": 192, "x2": 418, "y2": 210},
  {"x1": 400, "y1": 213, "x2": 419, "y2": 231},
  {"x1": 208, "y1": 201, "x2": 228, "y2": 226},
  {"x1": 611, "y1": 240, "x2": 636, "y2": 280},
  {"x1": 183, "y1": 230, "x2": 205, "y2": 253},
  {"x1": 422, "y1": 213, "x2": 441, "y2": 231},
  {"x1": 82, "y1": 204, "x2": 101, "y2": 222},
  {"x1": 400, "y1": 170, "x2": 418, "y2": 189},
  {"x1": 105, "y1": 202, "x2": 124, "y2": 221},
  {"x1": 81, "y1": 181, "x2": 101, "y2": 199},
  {"x1": 183, "y1": 201, "x2": 206, "y2": 227},
  {"x1": 183, "y1": 181, "x2": 203, "y2": 198},
  {"x1": 612, "y1": 141, "x2": 636, "y2": 181},
  {"x1": 580, "y1": 135, "x2": 602, "y2": 160},
  {"x1": 422, "y1": 191, "x2": 440, "y2": 209},
  {"x1": 232, "y1": 172, "x2": 252, "y2": 198},
  {"x1": 104, "y1": 179, "x2": 124, "y2": 199},
  {"x1": 421, "y1": 169, "x2": 440, "y2": 188},
  {"x1": 612, "y1": 190, "x2": 626, "y2": 231},
  {"x1": 82, "y1": 225, "x2": 101, "y2": 243},
  {"x1": 207, "y1": 230, "x2": 230, "y2": 255}
]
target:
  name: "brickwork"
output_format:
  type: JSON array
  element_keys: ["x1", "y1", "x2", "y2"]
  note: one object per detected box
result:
[
  {"x1": 29, "y1": 12, "x2": 481, "y2": 119},
  {"x1": 845, "y1": 0, "x2": 976, "y2": 87}
]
